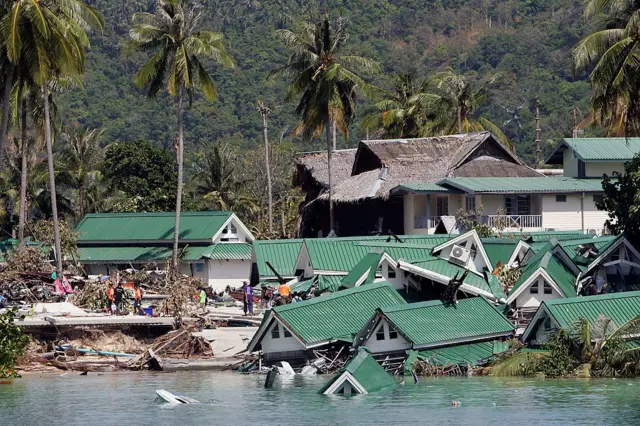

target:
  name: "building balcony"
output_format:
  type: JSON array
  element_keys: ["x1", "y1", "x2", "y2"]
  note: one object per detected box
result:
[{"x1": 481, "y1": 215, "x2": 542, "y2": 231}]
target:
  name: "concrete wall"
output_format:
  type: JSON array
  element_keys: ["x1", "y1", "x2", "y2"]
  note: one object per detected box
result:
[
  {"x1": 477, "y1": 195, "x2": 503, "y2": 215},
  {"x1": 541, "y1": 194, "x2": 608, "y2": 232},
  {"x1": 403, "y1": 193, "x2": 415, "y2": 234},
  {"x1": 261, "y1": 320, "x2": 306, "y2": 354},
  {"x1": 207, "y1": 259, "x2": 251, "y2": 292},
  {"x1": 563, "y1": 149, "x2": 578, "y2": 177},
  {"x1": 585, "y1": 161, "x2": 625, "y2": 177},
  {"x1": 364, "y1": 319, "x2": 412, "y2": 354},
  {"x1": 514, "y1": 276, "x2": 565, "y2": 309}
]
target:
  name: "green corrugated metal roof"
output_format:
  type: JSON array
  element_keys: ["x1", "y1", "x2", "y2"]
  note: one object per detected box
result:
[
  {"x1": 76, "y1": 212, "x2": 233, "y2": 242},
  {"x1": 543, "y1": 291, "x2": 640, "y2": 330},
  {"x1": 392, "y1": 182, "x2": 455, "y2": 193},
  {"x1": 410, "y1": 257, "x2": 506, "y2": 299},
  {"x1": 305, "y1": 235, "x2": 452, "y2": 272},
  {"x1": 356, "y1": 242, "x2": 446, "y2": 263},
  {"x1": 506, "y1": 231, "x2": 587, "y2": 242},
  {"x1": 79, "y1": 246, "x2": 172, "y2": 263},
  {"x1": 317, "y1": 274, "x2": 350, "y2": 294},
  {"x1": 483, "y1": 241, "x2": 519, "y2": 266},
  {"x1": 508, "y1": 242, "x2": 577, "y2": 299},
  {"x1": 559, "y1": 236, "x2": 618, "y2": 262},
  {"x1": 380, "y1": 297, "x2": 514, "y2": 348},
  {"x1": 274, "y1": 282, "x2": 407, "y2": 345},
  {"x1": 415, "y1": 340, "x2": 508, "y2": 366},
  {"x1": 438, "y1": 177, "x2": 605, "y2": 194},
  {"x1": 548, "y1": 138, "x2": 640, "y2": 163},
  {"x1": 253, "y1": 239, "x2": 304, "y2": 278},
  {"x1": 205, "y1": 243, "x2": 252, "y2": 260},
  {"x1": 341, "y1": 252, "x2": 384, "y2": 289},
  {"x1": 319, "y1": 349, "x2": 397, "y2": 394}
]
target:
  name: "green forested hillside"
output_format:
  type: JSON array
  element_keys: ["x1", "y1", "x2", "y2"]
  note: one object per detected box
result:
[{"x1": 65, "y1": 0, "x2": 596, "y2": 164}]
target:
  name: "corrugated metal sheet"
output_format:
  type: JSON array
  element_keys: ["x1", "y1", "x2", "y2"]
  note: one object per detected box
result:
[
  {"x1": 275, "y1": 282, "x2": 406, "y2": 345},
  {"x1": 509, "y1": 243, "x2": 577, "y2": 298},
  {"x1": 253, "y1": 239, "x2": 304, "y2": 278},
  {"x1": 317, "y1": 275, "x2": 346, "y2": 293},
  {"x1": 79, "y1": 246, "x2": 172, "y2": 263},
  {"x1": 416, "y1": 340, "x2": 506, "y2": 366},
  {"x1": 347, "y1": 350, "x2": 397, "y2": 391},
  {"x1": 544, "y1": 291, "x2": 640, "y2": 330},
  {"x1": 205, "y1": 243, "x2": 252, "y2": 260},
  {"x1": 393, "y1": 183, "x2": 454, "y2": 193},
  {"x1": 76, "y1": 212, "x2": 233, "y2": 242},
  {"x1": 439, "y1": 177, "x2": 605, "y2": 194},
  {"x1": 410, "y1": 258, "x2": 506, "y2": 299},
  {"x1": 381, "y1": 297, "x2": 514, "y2": 347},
  {"x1": 483, "y1": 241, "x2": 519, "y2": 266},
  {"x1": 340, "y1": 252, "x2": 383, "y2": 289},
  {"x1": 564, "y1": 138, "x2": 640, "y2": 161},
  {"x1": 559, "y1": 235, "x2": 618, "y2": 261}
]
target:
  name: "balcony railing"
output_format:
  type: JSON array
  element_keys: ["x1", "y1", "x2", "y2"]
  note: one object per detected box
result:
[{"x1": 482, "y1": 215, "x2": 542, "y2": 230}]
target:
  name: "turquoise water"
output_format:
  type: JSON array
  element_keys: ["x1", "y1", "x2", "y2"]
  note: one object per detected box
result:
[{"x1": 1, "y1": 372, "x2": 640, "y2": 425}]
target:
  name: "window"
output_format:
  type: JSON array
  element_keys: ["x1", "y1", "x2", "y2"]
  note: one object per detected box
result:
[
  {"x1": 530, "y1": 280, "x2": 539, "y2": 294},
  {"x1": 230, "y1": 224, "x2": 237, "y2": 234},
  {"x1": 387, "y1": 268, "x2": 396, "y2": 279},
  {"x1": 505, "y1": 195, "x2": 531, "y2": 216},
  {"x1": 271, "y1": 325, "x2": 280, "y2": 339},
  {"x1": 389, "y1": 328, "x2": 398, "y2": 340},
  {"x1": 555, "y1": 194, "x2": 567, "y2": 203},
  {"x1": 375, "y1": 326, "x2": 386, "y2": 341},
  {"x1": 465, "y1": 195, "x2": 476, "y2": 213},
  {"x1": 578, "y1": 160, "x2": 586, "y2": 178},
  {"x1": 543, "y1": 281, "x2": 552, "y2": 294},
  {"x1": 436, "y1": 196, "x2": 449, "y2": 217},
  {"x1": 283, "y1": 328, "x2": 292, "y2": 338}
]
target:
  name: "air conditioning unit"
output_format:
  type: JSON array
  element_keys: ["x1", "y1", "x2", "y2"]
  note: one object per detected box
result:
[{"x1": 449, "y1": 244, "x2": 471, "y2": 267}]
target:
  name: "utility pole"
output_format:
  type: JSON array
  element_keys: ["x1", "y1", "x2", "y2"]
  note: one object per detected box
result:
[
  {"x1": 257, "y1": 100, "x2": 273, "y2": 233},
  {"x1": 534, "y1": 98, "x2": 541, "y2": 167}
]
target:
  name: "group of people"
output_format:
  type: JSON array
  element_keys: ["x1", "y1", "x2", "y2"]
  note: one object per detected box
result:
[{"x1": 105, "y1": 281, "x2": 144, "y2": 315}]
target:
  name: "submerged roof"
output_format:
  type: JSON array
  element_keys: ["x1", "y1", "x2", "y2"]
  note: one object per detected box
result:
[
  {"x1": 253, "y1": 239, "x2": 304, "y2": 278},
  {"x1": 319, "y1": 349, "x2": 397, "y2": 395},
  {"x1": 248, "y1": 282, "x2": 406, "y2": 351},
  {"x1": 438, "y1": 177, "x2": 605, "y2": 194},
  {"x1": 373, "y1": 297, "x2": 514, "y2": 349},
  {"x1": 546, "y1": 138, "x2": 640, "y2": 164},
  {"x1": 413, "y1": 340, "x2": 509, "y2": 367},
  {"x1": 76, "y1": 212, "x2": 236, "y2": 243}
]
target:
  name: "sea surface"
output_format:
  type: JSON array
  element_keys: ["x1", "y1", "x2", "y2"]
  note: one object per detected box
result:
[{"x1": 1, "y1": 371, "x2": 640, "y2": 425}]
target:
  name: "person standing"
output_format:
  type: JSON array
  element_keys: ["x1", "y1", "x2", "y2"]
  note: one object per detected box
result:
[
  {"x1": 198, "y1": 287, "x2": 208, "y2": 312},
  {"x1": 242, "y1": 281, "x2": 254, "y2": 316},
  {"x1": 278, "y1": 281, "x2": 291, "y2": 305},
  {"x1": 114, "y1": 282, "x2": 125, "y2": 315},
  {"x1": 261, "y1": 285, "x2": 273, "y2": 311},
  {"x1": 134, "y1": 283, "x2": 144, "y2": 315},
  {"x1": 106, "y1": 283, "x2": 115, "y2": 314}
]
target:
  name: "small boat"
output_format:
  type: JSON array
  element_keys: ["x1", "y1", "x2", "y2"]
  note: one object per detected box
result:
[{"x1": 156, "y1": 389, "x2": 200, "y2": 404}]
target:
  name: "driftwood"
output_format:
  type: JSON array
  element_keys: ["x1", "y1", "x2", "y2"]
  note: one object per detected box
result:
[{"x1": 128, "y1": 328, "x2": 213, "y2": 370}]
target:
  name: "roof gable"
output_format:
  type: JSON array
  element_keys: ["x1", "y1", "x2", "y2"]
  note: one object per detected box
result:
[
  {"x1": 431, "y1": 230, "x2": 493, "y2": 273},
  {"x1": 76, "y1": 212, "x2": 246, "y2": 243},
  {"x1": 320, "y1": 349, "x2": 397, "y2": 395},
  {"x1": 366, "y1": 298, "x2": 514, "y2": 349}
]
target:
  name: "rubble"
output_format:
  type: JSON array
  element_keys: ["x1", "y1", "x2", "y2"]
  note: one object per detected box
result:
[{"x1": 129, "y1": 327, "x2": 214, "y2": 371}]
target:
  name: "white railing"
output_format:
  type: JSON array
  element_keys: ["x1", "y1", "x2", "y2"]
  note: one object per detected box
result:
[
  {"x1": 483, "y1": 215, "x2": 542, "y2": 230},
  {"x1": 414, "y1": 216, "x2": 441, "y2": 229}
]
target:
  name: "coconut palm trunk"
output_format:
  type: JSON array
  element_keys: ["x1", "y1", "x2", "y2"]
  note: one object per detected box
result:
[
  {"x1": 171, "y1": 88, "x2": 184, "y2": 275},
  {"x1": 0, "y1": 68, "x2": 14, "y2": 171},
  {"x1": 260, "y1": 106, "x2": 273, "y2": 233},
  {"x1": 326, "y1": 118, "x2": 334, "y2": 233},
  {"x1": 79, "y1": 184, "x2": 86, "y2": 219},
  {"x1": 43, "y1": 85, "x2": 63, "y2": 273},
  {"x1": 18, "y1": 97, "x2": 28, "y2": 243}
]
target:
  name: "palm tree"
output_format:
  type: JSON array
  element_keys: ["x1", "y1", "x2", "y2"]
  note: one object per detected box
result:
[
  {"x1": 573, "y1": 0, "x2": 640, "y2": 136},
  {"x1": 129, "y1": 0, "x2": 235, "y2": 274},
  {"x1": 273, "y1": 15, "x2": 380, "y2": 232},
  {"x1": 257, "y1": 100, "x2": 273, "y2": 233},
  {"x1": 59, "y1": 126, "x2": 105, "y2": 219},
  {"x1": 0, "y1": 0, "x2": 103, "y2": 272},
  {"x1": 362, "y1": 72, "x2": 437, "y2": 138}
]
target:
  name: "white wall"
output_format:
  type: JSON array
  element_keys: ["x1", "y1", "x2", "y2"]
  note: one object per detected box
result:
[
  {"x1": 563, "y1": 149, "x2": 578, "y2": 177},
  {"x1": 214, "y1": 217, "x2": 252, "y2": 243},
  {"x1": 363, "y1": 319, "x2": 412, "y2": 354},
  {"x1": 438, "y1": 234, "x2": 488, "y2": 273},
  {"x1": 403, "y1": 194, "x2": 415, "y2": 234},
  {"x1": 207, "y1": 259, "x2": 251, "y2": 292},
  {"x1": 541, "y1": 194, "x2": 607, "y2": 232},
  {"x1": 380, "y1": 260, "x2": 403, "y2": 290},
  {"x1": 260, "y1": 320, "x2": 306, "y2": 354},
  {"x1": 514, "y1": 276, "x2": 564, "y2": 309},
  {"x1": 585, "y1": 162, "x2": 625, "y2": 177},
  {"x1": 478, "y1": 195, "x2": 503, "y2": 215}
]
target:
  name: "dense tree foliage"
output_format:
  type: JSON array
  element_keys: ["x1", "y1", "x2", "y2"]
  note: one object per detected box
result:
[{"x1": 56, "y1": 0, "x2": 599, "y2": 164}]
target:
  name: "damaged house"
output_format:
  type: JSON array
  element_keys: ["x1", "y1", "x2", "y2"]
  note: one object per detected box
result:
[
  {"x1": 295, "y1": 132, "x2": 541, "y2": 237},
  {"x1": 246, "y1": 282, "x2": 406, "y2": 363}
]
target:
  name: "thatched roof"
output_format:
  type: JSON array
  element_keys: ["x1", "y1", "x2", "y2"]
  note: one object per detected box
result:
[
  {"x1": 323, "y1": 132, "x2": 542, "y2": 203},
  {"x1": 294, "y1": 148, "x2": 357, "y2": 188}
]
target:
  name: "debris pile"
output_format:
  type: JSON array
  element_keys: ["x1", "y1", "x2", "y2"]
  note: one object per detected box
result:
[{"x1": 129, "y1": 327, "x2": 214, "y2": 371}]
